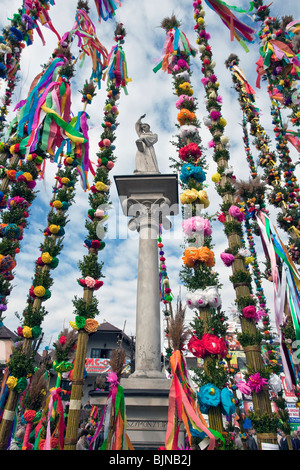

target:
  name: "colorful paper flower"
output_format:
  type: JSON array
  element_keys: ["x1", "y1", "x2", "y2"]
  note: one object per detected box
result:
[
  {"x1": 220, "y1": 252, "x2": 235, "y2": 267},
  {"x1": 182, "y1": 216, "x2": 212, "y2": 237},
  {"x1": 242, "y1": 305, "x2": 257, "y2": 319},
  {"x1": 247, "y1": 372, "x2": 268, "y2": 393},
  {"x1": 220, "y1": 387, "x2": 236, "y2": 415},
  {"x1": 228, "y1": 205, "x2": 245, "y2": 222},
  {"x1": 188, "y1": 335, "x2": 206, "y2": 358}
]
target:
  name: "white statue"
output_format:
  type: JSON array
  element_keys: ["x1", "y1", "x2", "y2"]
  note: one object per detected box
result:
[{"x1": 134, "y1": 114, "x2": 160, "y2": 174}]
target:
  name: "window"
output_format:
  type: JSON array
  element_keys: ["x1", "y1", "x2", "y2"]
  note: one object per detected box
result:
[
  {"x1": 91, "y1": 348, "x2": 101, "y2": 358},
  {"x1": 90, "y1": 348, "x2": 112, "y2": 359},
  {"x1": 100, "y1": 349, "x2": 112, "y2": 359}
]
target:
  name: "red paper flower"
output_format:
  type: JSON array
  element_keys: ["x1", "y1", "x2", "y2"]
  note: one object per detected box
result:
[
  {"x1": 242, "y1": 305, "x2": 257, "y2": 319},
  {"x1": 188, "y1": 335, "x2": 206, "y2": 358}
]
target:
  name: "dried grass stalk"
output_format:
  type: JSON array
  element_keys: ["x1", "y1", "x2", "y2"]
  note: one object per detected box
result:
[
  {"x1": 168, "y1": 300, "x2": 190, "y2": 351},
  {"x1": 233, "y1": 176, "x2": 267, "y2": 200},
  {"x1": 110, "y1": 347, "x2": 126, "y2": 380},
  {"x1": 160, "y1": 14, "x2": 182, "y2": 32}
]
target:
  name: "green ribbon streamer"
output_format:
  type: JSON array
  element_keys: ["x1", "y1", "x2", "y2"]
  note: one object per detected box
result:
[
  {"x1": 211, "y1": 0, "x2": 255, "y2": 14},
  {"x1": 288, "y1": 288, "x2": 300, "y2": 343}
]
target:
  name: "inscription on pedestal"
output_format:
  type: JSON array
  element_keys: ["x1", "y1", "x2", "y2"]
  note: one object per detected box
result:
[{"x1": 127, "y1": 419, "x2": 168, "y2": 431}]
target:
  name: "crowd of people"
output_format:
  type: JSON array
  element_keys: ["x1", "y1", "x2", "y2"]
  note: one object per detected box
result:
[{"x1": 232, "y1": 426, "x2": 300, "y2": 450}]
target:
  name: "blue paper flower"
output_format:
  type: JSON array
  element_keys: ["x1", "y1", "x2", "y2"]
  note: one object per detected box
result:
[
  {"x1": 180, "y1": 163, "x2": 206, "y2": 184},
  {"x1": 197, "y1": 383, "x2": 221, "y2": 413},
  {"x1": 220, "y1": 387, "x2": 236, "y2": 415}
]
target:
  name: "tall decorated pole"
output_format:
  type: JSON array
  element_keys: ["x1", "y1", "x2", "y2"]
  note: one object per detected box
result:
[
  {"x1": 192, "y1": 0, "x2": 273, "y2": 423},
  {"x1": 225, "y1": 54, "x2": 300, "y2": 264},
  {"x1": 64, "y1": 23, "x2": 129, "y2": 451},
  {"x1": 154, "y1": 16, "x2": 237, "y2": 448},
  {"x1": 0, "y1": 7, "x2": 104, "y2": 443},
  {"x1": 0, "y1": 0, "x2": 60, "y2": 138}
]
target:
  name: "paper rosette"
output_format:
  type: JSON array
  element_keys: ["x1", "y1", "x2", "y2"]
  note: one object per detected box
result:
[
  {"x1": 220, "y1": 387, "x2": 236, "y2": 415},
  {"x1": 187, "y1": 335, "x2": 206, "y2": 358},
  {"x1": 7, "y1": 375, "x2": 28, "y2": 392},
  {"x1": 186, "y1": 286, "x2": 221, "y2": 309},
  {"x1": 197, "y1": 383, "x2": 221, "y2": 413},
  {"x1": 77, "y1": 276, "x2": 104, "y2": 290},
  {"x1": 53, "y1": 360, "x2": 74, "y2": 373},
  {"x1": 84, "y1": 318, "x2": 99, "y2": 333}
]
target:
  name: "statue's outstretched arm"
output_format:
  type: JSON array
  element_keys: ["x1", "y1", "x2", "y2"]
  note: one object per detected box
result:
[{"x1": 135, "y1": 114, "x2": 146, "y2": 136}]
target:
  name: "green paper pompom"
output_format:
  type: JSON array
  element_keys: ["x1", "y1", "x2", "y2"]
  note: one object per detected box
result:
[
  {"x1": 43, "y1": 289, "x2": 51, "y2": 300},
  {"x1": 31, "y1": 326, "x2": 42, "y2": 339},
  {"x1": 49, "y1": 257, "x2": 59, "y2": 269},
  {"x1": 75, "y1": 315, "x2": 86, "y2": 329},
  {"x1": 15, "y1": 377, "x2": 28, "y2": 393}
]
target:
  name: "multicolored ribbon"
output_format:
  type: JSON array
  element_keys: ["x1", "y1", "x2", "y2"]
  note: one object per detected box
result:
[
  {"x1": 256, "y1": 211, "x2": 300, "y2": 390},
  {"x1": 94, "y1": 0, "x2": 122, "y2": 22},
  {"x1": 165, "y1": 350, "x2": 216, "y2": 450},
  {"x1": 153, "y1": 27, "x2": 196, "y2": 74},
  {"x1": 203, "y1": 0, "x2": 256, "y2": 51},
  {"x1": 89, "y1": 373, "x2": 133, "y2": 450},
  {"x1": 61, "y1": 8, "x2": 108, "y2": 86},
  {"x1": 104, "y1": 41, "x2": 131, "y2": 93}
]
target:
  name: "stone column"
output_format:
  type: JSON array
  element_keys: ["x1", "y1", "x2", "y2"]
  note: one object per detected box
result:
[{"x1": 131, "y1": 200, "x2": 164, "y2": 378}]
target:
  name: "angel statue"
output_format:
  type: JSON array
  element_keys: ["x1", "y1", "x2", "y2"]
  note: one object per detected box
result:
[{"x1": 134, "y1": 114, "x2": 160, "y2": 174}]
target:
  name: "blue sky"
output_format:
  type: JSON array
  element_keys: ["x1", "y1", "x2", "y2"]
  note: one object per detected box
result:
[{"x1": 1, "y1": 0, "x2": 300, "y2": 352}]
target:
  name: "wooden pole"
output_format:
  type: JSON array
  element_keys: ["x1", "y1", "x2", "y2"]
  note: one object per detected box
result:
[{"x1": 64, "y1": 328, "x2": 89, "y2": 450}]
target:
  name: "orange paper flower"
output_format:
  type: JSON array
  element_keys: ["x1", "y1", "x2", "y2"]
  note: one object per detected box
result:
[
  {"x1": 198, "y1": 246, "x2": 215, "y2": 267},
  {"x1": 177, "y1": 108, "x2": 196, "y2": 125},
  {"x1": 182, "y1": 247, "x2": 199, "y2": 268}
]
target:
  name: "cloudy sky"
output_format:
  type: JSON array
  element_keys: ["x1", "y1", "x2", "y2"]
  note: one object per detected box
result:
[{"x1": 1, "y1": 0, "x2": 300, "y2": 353}]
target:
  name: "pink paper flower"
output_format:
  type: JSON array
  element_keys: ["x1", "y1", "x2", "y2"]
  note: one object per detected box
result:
[
  {"x1": 229, "y1": 205, "x2": 245, "y2": 222},
  {"x1": 107, "y1": 371, "x2": 119, "y2": 387},
  {"x1": 247, "y1": 372, "x2": 268, "y2": 393},
  {"x1": 182, "y1": 216, "x2": 212, "y2": 237},
  {"x1": 210, "y1": 110, "x2": 221, "y2": 121},
  {"x1": 220, "y1": 252, "x2": 235, "y2": 267},
  {"x1": 237, "y1": 380, "x2": 252, "y2": 395},
  {"x1": 255, "y1": 309, "x2": 266, "y2": 322},
  {"x1": 242, "y1": 305, "x2": 257, "y2": 319}
]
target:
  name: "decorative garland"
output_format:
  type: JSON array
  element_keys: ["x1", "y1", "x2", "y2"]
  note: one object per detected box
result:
[
  {"x1": 225, "y1": 54, "x2": 300, "y2": 264},
  {"x1": 0, "y1": 1, "x2": 59, "y2": 138},
  {"x1": 193, "y1": 0, "x2": 273, "y2": 419},
  {"x1": 157, "y1": 224, "x2": 174, "y2": 362},
  {"x1": 64, "y1": 23, "x2": 128, "y2": 450}
]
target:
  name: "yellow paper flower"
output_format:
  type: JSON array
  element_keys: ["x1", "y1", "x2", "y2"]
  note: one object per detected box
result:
[
  {"x1": 66, "y1": 157, "x2": 73, "y2": 165},
  {"x1": 180, "y1": 188, "x2": 199, "y2": 204},
  {"x1": 244, "y1": 256, "x2": 255, "y2": 265},
  {"x1": 23, "y1": 326, "x2": 33, "y2": 338},
  {"x1": 41, "y1": 252, "x2": 53, "y2": 264},
  {"x1": 49, "y1": 225, "x2": 60, "y2": 234},
  {"x1": 52, "y1": 200, "x2": 63, "y2": 209},
  {"x1": 219, "y1": 118, "x2": 227, "y2": 127},
  {"x1": 6, "y1": 376, "x2": 18, "y2": 390},
  {"x1": 179, "y1": 82, "x2": 193, "y2": 96},
  {"x1": 198, "y1": 190, "x2": 210, "y2": 208},
  {"x1": 23, "y1": 172, "x2": 33, "y2": 181},
  {"x1": 212, "y1": 173, "x2": 221, "y2": 183},
  {"x1": 33, "y1": 286, "x2": 46, "y2": 298},
  {"x1": 95, "y1": 181, "x2": 108, "y2": 192},
  {"x1": 69, "y1": 321, "x2": 79, "y2": 330},
  {"x1": 61, "y1": 177, "x2": 70, "y2": 185}
]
